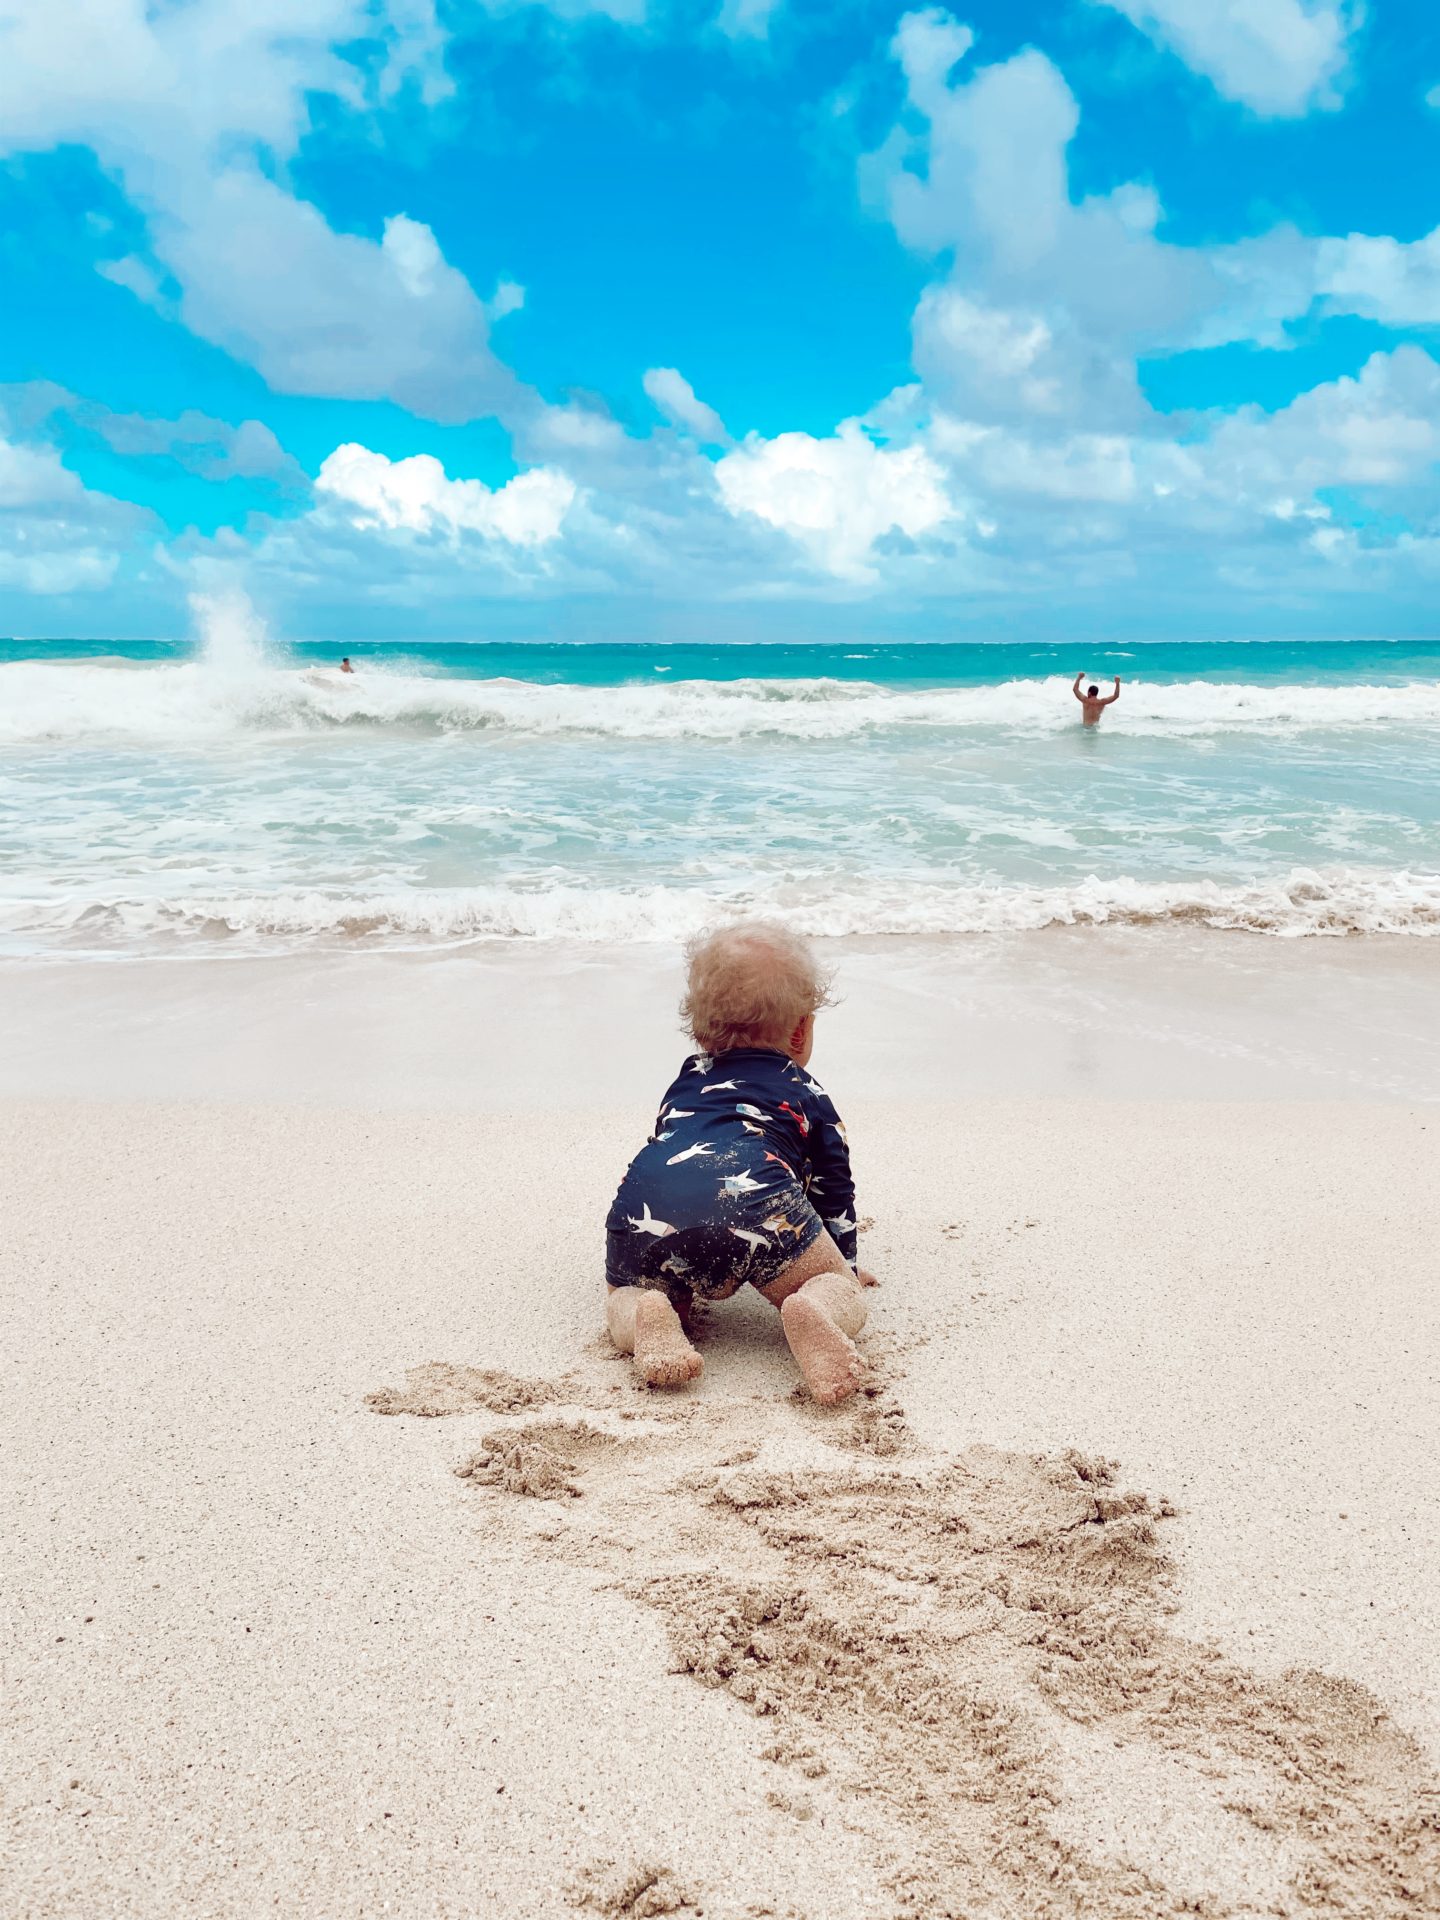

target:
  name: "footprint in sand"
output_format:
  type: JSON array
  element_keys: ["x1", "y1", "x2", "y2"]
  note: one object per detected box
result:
[{"x1": 568, "y1": 1858, "x2": 699, "y2": 1917}]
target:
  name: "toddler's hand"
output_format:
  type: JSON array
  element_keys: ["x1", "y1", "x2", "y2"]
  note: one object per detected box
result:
[{"x1": 856, "y1": 1266, "x2": 880, "y2": 1288}]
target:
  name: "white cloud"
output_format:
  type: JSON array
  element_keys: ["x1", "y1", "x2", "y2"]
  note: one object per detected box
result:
[
  {"x1": 225, "y1": 416, "x2": 961, "y2": 614},
  {"x1": 0, "y1": 0, "x2": 448, "y2": 156},
  {"x1": 917, "y1": 346, "x2": 1440, "y2": 566},
  {"x1": 1316, "y1": 226, "x2": 1440, "y2": 327},
  {"x1": 521, "y1": 401, "x2": 634, "y2": 463},
  {"x1": 715, "y1": 422, "x2": 954, "y2": 579},
  {"x1": 487, "y1": 280, "x2": 526, "y2": 322},
  {"x1": 95, "y1": 254, "x2": 167, "y2": 306},
  {"x1": 912, "y1": 287, "x2": 1146, "y2": 427},
  {"x1": 642, "y1": 368, "x2": 730, "y2": 444},
  {"x1": 883, "y1": 34, "x2": 1074, "y2": 267},
  {"x1": 466, "y1": 0, "x2": 646, "y2": 21},
  {"x1": 1197, "y1": 347, "x2": 1440, "y2": 495},
  {"x1": 158, "y1": 170, "x2": 519, "y2": 421},
  {"x1": 1427, "y1": 82, "x2": 1440, "y2": 112},
  {"x1": 0, "y1": 437, "x2": 89, "y2": 510},
  {"x1": 874, "y1": 12, "x2": 1440, "y2": 444},
  {"x1": 872, "y1": 16, "x2": 1318, "y2": 395},
  {"x1": 315, "y1": 444, "x2": 577, "y2": 545},
  {"x1": 929, "y1": 416, "x2": 1139, "y2": 503},
  {"x1": 0, "y1": 545, "x2": 119, "y2": 595},
  {"x1": 0, "y1": 431, "x2": 150, "y2": 595},
  {"x1": 381, "y1": 214, "x2": 445, "y2": 297},
  {"x1": 179, "y1": 338, "x2": 1440, "y2": 620},
  {"x1": 1094, "y1": 0, "x2": 1358, "y2": 116},
  {"x1": 891, "y1": 8, "x2": 975, "y2": 115},
  {"x1": 3, "y1": 0, "x2": 1436, "y2": 628},
  {"x1": 94, "y1": 409, "x2": 302, "y2": 485},
  {"x1": 3, "y1": 383, "x2": 305, "y2": 488},
  {"x1": 716, "y1": 0, "x2": 782, "y2": 39},
  {"x1": 0, "y1": 2, "x2": 519, "y2": 424}
]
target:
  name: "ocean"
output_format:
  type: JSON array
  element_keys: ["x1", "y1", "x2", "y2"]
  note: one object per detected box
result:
[{"x1": 3, "y1": 612, "x2": 1439, "y2": 955}]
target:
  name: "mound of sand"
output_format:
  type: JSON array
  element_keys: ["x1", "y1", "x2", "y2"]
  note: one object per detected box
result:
[{"x1": 365, "y1": 1362, "x2": 570, "y2": 1417}]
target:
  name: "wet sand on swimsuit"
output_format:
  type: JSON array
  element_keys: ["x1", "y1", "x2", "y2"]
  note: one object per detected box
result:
[{"x1": 3, "y1": 943, "x2": 1438, "y2": 1916}]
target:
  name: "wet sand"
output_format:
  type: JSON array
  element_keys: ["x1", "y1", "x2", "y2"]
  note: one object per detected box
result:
[
  {"x1": 1, "y1": 926, "x2": 1438, "y2": 1108},
  {"x1": 3, "y1": 1058, "x2": 1438, "y2": 1913}
]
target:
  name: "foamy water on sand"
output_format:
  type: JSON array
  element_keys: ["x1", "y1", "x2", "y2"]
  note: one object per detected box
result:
[{"x1": 2, "y1": 607, "x2": 1438, "y2": 952}]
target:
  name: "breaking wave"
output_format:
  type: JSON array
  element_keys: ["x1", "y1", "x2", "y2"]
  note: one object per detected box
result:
[
  {"x1": 6, "y1": 658, "x2": 1440, "y2": 744},
  {"x1": 8, "y1": 868, "x2": 1439, "y2": 951}
]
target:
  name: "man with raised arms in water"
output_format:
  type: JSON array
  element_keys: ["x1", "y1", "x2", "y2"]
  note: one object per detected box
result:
[{"x1": 1072, "y1": 672, "x2": 1120, "y2": 726}]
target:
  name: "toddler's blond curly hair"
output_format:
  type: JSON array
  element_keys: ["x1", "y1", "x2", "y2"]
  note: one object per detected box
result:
[{"x1": 679, "y1": 920, "x2": 834, "y2": 1057}]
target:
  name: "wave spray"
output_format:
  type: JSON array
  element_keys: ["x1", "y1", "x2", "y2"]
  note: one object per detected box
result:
[{"x1": 189, "y1": 586, "x2": 271, "y2": 676}]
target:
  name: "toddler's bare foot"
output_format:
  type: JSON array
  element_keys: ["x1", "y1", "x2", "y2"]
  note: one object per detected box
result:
[
  {"x1": 781, "y1": 1291, "x2": 865, "y2": 1405},
  {"x1": 633, "y1": 1291, "x2": 703, "y2": 1389}
]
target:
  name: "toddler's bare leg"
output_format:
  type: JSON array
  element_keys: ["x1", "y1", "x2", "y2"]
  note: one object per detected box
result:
[
  {"x1": 757, "y1": 1234, "x2": 868, "y2": 1406},
  {"x1": 606, "y1": 1284, "x2": 703, "y2": 1389}
]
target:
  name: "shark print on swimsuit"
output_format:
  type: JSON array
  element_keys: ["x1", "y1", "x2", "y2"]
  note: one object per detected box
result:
[
  {"x1": 627, "y1": 1203, "x2": 676, "y2": 1238},
  {"x1": 722, "y1": 1170, "x2": 767, "y2": 1196},
  {"x1": 605, "y1": 1047, "x2": 858, "y2": 1303},
  {"x1": 729, "y1": 1226, "x2": 771, "y2": 1253},
  {"x1": 666, "y1": 1142, "x2": 716, "y2": 1167}
]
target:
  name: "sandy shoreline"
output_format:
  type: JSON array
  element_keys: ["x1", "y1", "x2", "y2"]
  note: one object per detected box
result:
[
  {"x1": 3, "y1": 927, "x2": 1439, "y2": 1106},
  {"x1": 4, "y1": 1079, "x2": 1438, "y2": 1916}
]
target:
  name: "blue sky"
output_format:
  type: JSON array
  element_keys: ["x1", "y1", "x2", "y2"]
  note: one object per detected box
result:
[{"x1": 2, "y1": 0, "x2": 1439, "y2": 640}]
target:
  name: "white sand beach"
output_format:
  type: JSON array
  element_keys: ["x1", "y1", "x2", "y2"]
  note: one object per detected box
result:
[
  {"x1": 3, "y1": 940, "x2": 1438, "y2": 1918},
  {"x1": 7, "y1": 0, "x2": 1440, "y2": 1902}
]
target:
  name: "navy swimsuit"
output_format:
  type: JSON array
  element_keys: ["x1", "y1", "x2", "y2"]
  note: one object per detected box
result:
[{"x1": 605, "y1": 1047, "x2": 858, "y2": 1301}]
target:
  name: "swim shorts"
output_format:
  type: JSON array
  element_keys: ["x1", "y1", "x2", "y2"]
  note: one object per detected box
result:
[{"x1": 605, "y1": 1175, "x2": 825, "y2": 1302}]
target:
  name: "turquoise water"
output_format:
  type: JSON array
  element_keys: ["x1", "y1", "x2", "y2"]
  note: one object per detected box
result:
[
  {"x1": 2, "y1": 631, "x2": 1438, "y2": 951},
  {"x1": 6, "y1": 635, "x2": 1440, "y2": 685}
]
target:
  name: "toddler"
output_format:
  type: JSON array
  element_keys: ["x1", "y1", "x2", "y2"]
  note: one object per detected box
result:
[{"x1": 605, "y1": 921, "x2": 875, "y2": 1403}]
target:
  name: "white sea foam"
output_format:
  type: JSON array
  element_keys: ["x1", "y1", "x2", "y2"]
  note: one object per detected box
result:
[
  {"x1": 4, "y1": 659, "x2": 1440, "y2": 745},
  {"x1": 6, "y1": 868, "x2": 1437, "y2": 951},
  {"x1": 6, "y1": 640, "x2": 1437, "y2": 954},
  {"x1": 189, "y1": 585, "x2": 272, "y2": 676}
]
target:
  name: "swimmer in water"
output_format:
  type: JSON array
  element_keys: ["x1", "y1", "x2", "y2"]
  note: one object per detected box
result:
[
  {"x1": 340, "y1": 657, "x2": 355, "y2": 674},
  {"x1": 1072, "y1": 672, "x2": 1120, "y2": 727}
]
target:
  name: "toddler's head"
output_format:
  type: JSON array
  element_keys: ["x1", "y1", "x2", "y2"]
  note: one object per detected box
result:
[{"x1": 680, "y1": 920, "x2": 833, "y2": 1067}]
